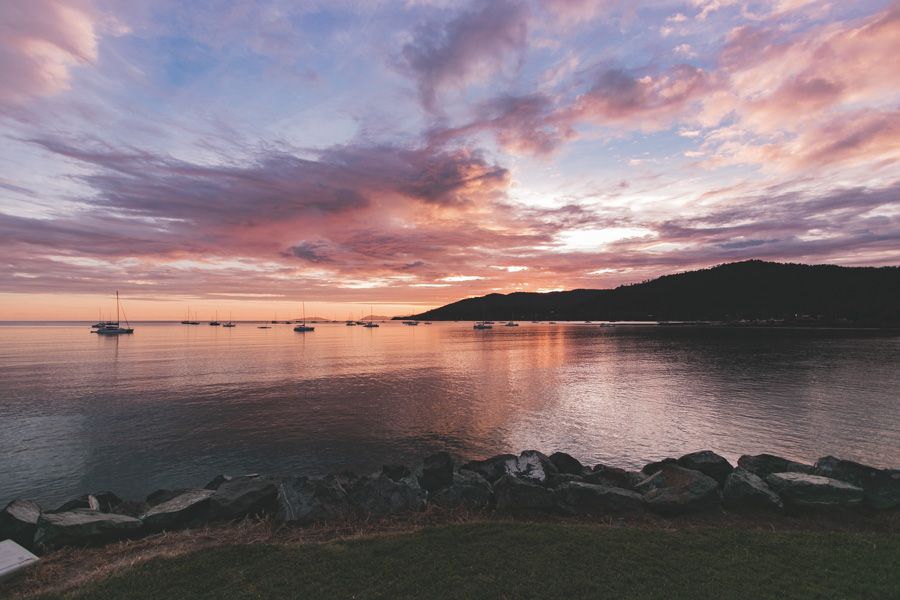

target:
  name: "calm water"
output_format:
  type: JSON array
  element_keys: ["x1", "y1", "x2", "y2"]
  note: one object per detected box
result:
[{"x1": 1, "y1": 321, "x2": 898, "y2": 507}]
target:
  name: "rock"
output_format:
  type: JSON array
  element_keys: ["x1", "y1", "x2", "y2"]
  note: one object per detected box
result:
[
  {"x1": 51, "y1": 495, "x2": 99, "y2": 513},
  {"x1": 677, "y1": 451, "x2": 733, "y2": 486},
  {"x1": 205, "y1": 474, "x2": 231, "y2": 490},
  {"x1": 555, "y1": 482, "x2": 644, "y2": 515},
  {"x1": 461, "y1": 451, "x2": 557, "y2": 484},
  {"x1": 722, "y1": 468, "x2": 782, "y2": 511},
  {"x1": 641, "y1": 457, "x2": 677, "y2": 475},
  {"x1": 494, "y1": 474, "x2": 556, "y2": 513},
  {"x1": 737, "y1": 454, "x2": 814, "y2": 479},
  {"x1": 636, "y1": 464, "x2": 721, "y2": 515},
  {"x1": 548, "y1": 452, "x2": 584, "y2": 475},
  {"x1": 545, "y1": 473, "x2": 584, "y2": 488},
  {"x1": 0, "y1": 500, "x2": 41, "y2": 549},
  {"x1": 348, "y1": 475, "x2": 426, "y2": 517},
  {"x1": 110, "y1": 500, "x2": 148, "y2": 518},
  {"x1": 814, "y1": 456, "x2": 900, "y2": 510},
  {"x1": 146, "y1": 489, "x2": 189, "y2": 507},
  {"x1": 140, "y1": 490, "x2": 215, "y2": 531},
  {"x1": 381, "y1": 464, "x2": 412, "y2": 482},
  {"x1": 277, "y1": 476, "x2": 352, "y2": 524},
  {"x1": 421, "y1": 452, "x2": 454, "y2": 492},
  {"x1": 429, "y1": 471, "x2": 493, "y2": 511},
  {"x1": 584, "y1": 465, "x2": 643, "y2": 490},
  {"x1": 34, "y1": 510, "x2": 143, "y2": 550},
  {"x1": 461, "y1": 454, "x2": 518, "y2": 483},
  {"x1": 207, "y1": 478, "x2": 278, "y2": 521},
  {"x1": 766, "y1": 473, "x2": 864, "y2": 509}
]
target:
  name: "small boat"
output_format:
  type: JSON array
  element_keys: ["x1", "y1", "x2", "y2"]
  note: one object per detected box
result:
[
  {"x1": 94, "y1": 292, "x2": 134, "y2": 335},
  {"x1": 504, "y1": 321, "x2": 519, "y2": 327},
  {"x1": 181, "y1": 306, "x2": 199, "y2": 325},
  {"x1": 402, "y1": 320, "x2": 419, "y2": 326},
  {"x1": 293, "y1": 302, "x2": 315, "y2": 332},
  {"x1": 209, "y1": 311, "x2": 221, "y2": 326},
  {"x1": 257, "y1": 325, "x2": 271, "y2": 329},
  {"x1": 549, "y1": 321, "x2": 557, "y2": 324},
  {"x1": 473, "y1": 321, "x2": 492, "y2": 330},
  {"x1": 223, "y1": 313, "x2": 236, "y2": 327},
  {"x1": 362, "y1": 305, "x2": 379, "y2": 328},
  {"x1": 345, "y1": 320, "x2": 357, "y2": 326},
  {"x1": 424, "y1": 322, "x2": 432, "y2": 325}
]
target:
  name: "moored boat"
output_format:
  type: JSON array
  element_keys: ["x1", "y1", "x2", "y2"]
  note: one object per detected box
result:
[{"x1": 94, "y1": 292, "x2": 134, "y2": 335}]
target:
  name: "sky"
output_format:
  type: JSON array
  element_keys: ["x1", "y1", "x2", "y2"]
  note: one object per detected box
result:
[{"x1": 1, "y1": 0, "x2": 899, "y2": 320}]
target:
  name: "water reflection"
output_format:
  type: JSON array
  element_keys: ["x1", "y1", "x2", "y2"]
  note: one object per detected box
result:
[{"x1": 0, "y1": 322, "x2": 897, "y2": 506}]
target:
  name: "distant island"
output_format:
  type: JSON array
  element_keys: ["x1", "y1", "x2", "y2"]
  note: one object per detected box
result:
[{"x1": 398, "y1": 260, "x2": 900, "y2": 326}]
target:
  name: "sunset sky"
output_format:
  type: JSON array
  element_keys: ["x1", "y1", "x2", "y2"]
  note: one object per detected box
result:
[{"x1": 1, "y1": 0, "x2": 899, "y2": 320}]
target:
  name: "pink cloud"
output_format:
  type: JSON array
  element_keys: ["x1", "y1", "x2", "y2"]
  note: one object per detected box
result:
[{"x1": 0, "y1": 0, "x2": 102, "y2": 106}]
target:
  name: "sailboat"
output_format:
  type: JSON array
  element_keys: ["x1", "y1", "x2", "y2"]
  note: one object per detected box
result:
[
  {"x1": 223, "y1": 312, "x2": 236, "y2": 327},
  {"x1": 362, "y1": 305, "x2": 379, "y2": 327},
  {"x1": 346, "y1": 312, "x2": 357, "y2": 326},
  {"x1": 209, "y1": 311, "x2": 221, "y2": 326},
  {"x1": 95, "y1": 292, "x2": 134, "y2": 334},
  {"x1": 473, "y1": 321, "x2": 492, "y2": 329},
  {"x1": 181, "y1": 306, "x2": 200, "y2": 325},
  {"x1": 293, "y1": 302, "x2": 315, "y2": 332}
]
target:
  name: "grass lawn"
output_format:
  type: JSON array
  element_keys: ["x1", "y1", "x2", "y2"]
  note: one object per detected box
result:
[{"x1": 36, "y1": 521, "x2": 900, "y2": 599}]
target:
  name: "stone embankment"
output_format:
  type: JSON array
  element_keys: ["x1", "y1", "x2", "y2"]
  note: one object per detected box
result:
[{"x1": 2, "y1": 451, "x2": 897, "y2": 552}]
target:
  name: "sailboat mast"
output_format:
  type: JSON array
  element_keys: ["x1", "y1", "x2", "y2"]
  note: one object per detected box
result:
[{"x1": 116, "y1": 291, "x2": 120, "y2": 323}]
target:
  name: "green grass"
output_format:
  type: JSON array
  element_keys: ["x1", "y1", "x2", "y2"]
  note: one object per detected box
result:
[{"x1": 40, "y1": 522, "x2": 900, "y2": 599}]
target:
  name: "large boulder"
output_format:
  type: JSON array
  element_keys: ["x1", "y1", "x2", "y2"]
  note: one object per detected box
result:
[
  {"x1": 814, "y1": 456, "x2": 900, "y2": 510},
  {"x1": 677, "y1": 451, "x2": 733, "y2": 486},
  {"x1": 555, "y1": 482, "x2": 644, "y2": 515},
  {"x1": 421, "y1": 452, "x2": 455, "y2": 492},
  {"x1": 583, "y1": 464, "x2": 643, "y2": 490},
  {"x1": 277, "y1": 476, "x2": 352, "y2": 524},
  {"x1": 461, "y1": 451, "x2": 558, "y2": 484},
  {"x1": 140, "y1": 489, "x2": 215, "y2": 531},
  {"x1": 494, "y1": 474, "x2": 556, "y2": 513},
  {"x1": 0, "y1": 500, "x2": 41, "y2": 549},
  {"x1": 146, "y1": 489, "x2": 189, "y2": 507},
  {"x1": 34, "y1": 510, "x2": 143, "y2": 550},
  {"x1": 548, "y1": 452, "x2": 584, "y2": 475},
  {"x1": 636, "y1": 464, "x2": 720, "y2": 515},
  {"x1": 641, "y1": 458, "x2": 677, "y2": 475},
  {"x1": 207, "y1": 478, "x2": 278, "y2": 521},
  {"x1": 381, "y1": 465, "x2": 412, "y2": 482},
  {"x1": 429, "y1": 471, "x2": 493, "y2": 511},
  {"x1": 50, "y1": 491, "x2": 124, "y2": 514},
  {"x1": 766, "y1": 473, "x2": 864, "y2": 510},
  {"x1": 545, "y1": 473, "x2": 584, "y2": 488},
  {"x1": 737, "y1": 454, "x2": 814, "y2": 479},
  {"x1": 722, "y1": 468, "x2": 782, "y2": 511},
  {"x1": 348, "y1": 475, "x2": 426, "y2": 517}
]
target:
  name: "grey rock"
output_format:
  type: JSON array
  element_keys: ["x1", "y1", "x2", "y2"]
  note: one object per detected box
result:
[
  {"x1": 34, "y1": 509, "x2": 143, "y2": 550},
  {"x1": 140, "y1": 489, "x2": 215, "y2": 531},
  {"x1": 277, "y1": 476, "x2": 352, "y2": 524},
  {"x1": 430, "y1": 471, "x2": 493, "y2": 511},
  {"x1": 204, "y1": 474, "x2": 233, "y2": 490},
  {"x1": 814, "y1": 456, "x2": 900, "y2": 510},
  {"x1": 548, "y1": 452, "x2": 584, "y2": 475},
  {"x1": 208, "y1": 478, "x2": 278, "y2": 521},
  {"x1": 636, "y1": 464, "x2": 721, "y2": 515},
  {"x1": 461, "y1": 451, "x2": 557, "y2": 484},
  {"x1": 348, "y1": 475, "x2": 426, "y2": 517},
  {"x1": 146, "y1": 489, "x2": 189, "y2": 507},
  {"x1": 494, "y1": 474, "x2": 556, "y2": 513},
  {"x1": 766, "y1": 472, "x2": 864, "y2": 509},
  {"x1": 555, "y1": 482, "x2": 644, "y2": 515},
  {"x1": 0, "y1": 499, "x2": 41, "y2": 549},
  {"x1": 641, "y1": 457, "x2": 677, "y2": 475},
  {"x1": 737, "y1": 454, "x2": 814, "y2": 479},
  {"x1": 545, "y1": 473, "x2": 584, "y2": 488},
  {"x1": 421, "y1": 452, "x2": 454, "y2": 492},
  {"x1": 584, "y1": 465, "x2": 644, "y2": 490},
  {"x1": 677, "y1": 451, "x2": 733, "y2": 486},
  {"x1": 381, "y1": 464, "x2": 412, "y2": 482},
  {"x1": 722, "y1": 468, "x2": 783, "y2": 510}
]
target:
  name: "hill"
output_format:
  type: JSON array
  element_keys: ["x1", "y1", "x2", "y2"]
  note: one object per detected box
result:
[{"x1": 399, "y1": 260, "x2": 900, "y2": 325}]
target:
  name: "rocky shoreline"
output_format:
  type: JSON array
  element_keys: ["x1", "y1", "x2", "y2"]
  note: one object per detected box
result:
[{"x1": 2, "y1": 451, "x2": 898, "y2": 554}]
